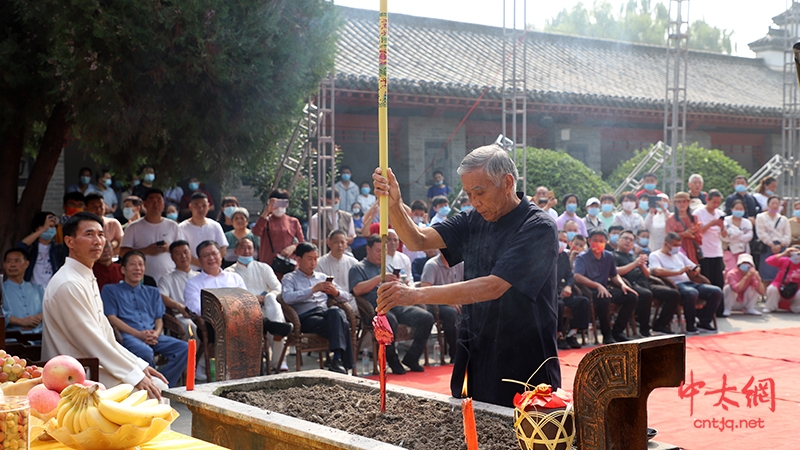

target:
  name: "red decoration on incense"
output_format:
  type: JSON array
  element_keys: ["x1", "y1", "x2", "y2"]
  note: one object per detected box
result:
[{"x1": 373, "y1": 313, "x2": 394, "y2": 412}]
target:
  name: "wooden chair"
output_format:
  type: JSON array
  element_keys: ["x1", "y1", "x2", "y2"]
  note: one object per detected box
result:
[
  {"x1": 576, "y1": 282, "x2": 636, "y2": 345},
  {"x1": 354, "y1": 296, "x2": 430, "y2": 375},
  {"x1": 277, "y1": 295, "x2": 358, "y2": 373}
]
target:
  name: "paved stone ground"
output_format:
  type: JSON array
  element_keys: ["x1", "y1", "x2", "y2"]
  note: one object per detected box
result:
[{"x1": 169, "y1": 301, "x2": 800, "y2": 438}]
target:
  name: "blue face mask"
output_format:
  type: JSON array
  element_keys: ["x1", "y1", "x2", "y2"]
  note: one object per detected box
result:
[
  {"x1": 143, "y1": 174, "x2": 155, "y2": 183},
  {"x1": 361, "y1": 187, "x2": 370, "y2": 195},
  {"x1": 237, "y1": 256, "x2": 254, "y2": 265},
  {"x1": 609, "y1": 234, "x2": 619, "y2": 245},
  {"x1": 601, "y1": 204, "x2": 614, "y2": 214},
  {"x1": 732, "y1": 210, "x2": 745, "y2": 218},
  {"x1": 188, "y1": 182, "x2": 199, "y2": 191},
  {"x1": 670, "y1": 246, "x2": 681, "y2": 256},
  {"x1": 587, "y1": 207, "x2": 599, "y2": 217},
  {"x1": 223, "y1": 206, "x2": 236, "y2": 218},
  {"x1": 735, "y1": 184, "x2": 747, "y2": 193},
  {"x1": 40, "y1": 227, "x2": 57, "y2": 241},
  {"x1": 766, "y1": 190, "x2": 775, "y2": 196},
  {"x1": 738, "y1": 263, "x2": 752, "y2": 272},
  {"x1": 461, "y1": 205, "x2": 473, "y2": 212},
  {"x1": 166, "y1": 212, "x2": 179, "y2": 221},
  {"x1": 80, "y1": 176, "x2": 91, "y2": 185},
  {"x1": 332, "y1": 203, "x2": 340, "y2": 211},
  {"x1": 104, "y1": 178, "x2": 112, "y2": 187},
  {"x1": 565, "y1": 204, "x2": 578, "y2": 214},
  {"x1": 341, "y1": 173, "x2": 351, "y2": 182},
  {"x1": 132, "y1": 179, "x2": 140, "y2": 186},
  {"x1": 794, "y1": 210, "x2": 800, "y2": 219},
  {"x1": 639, "y1": 200, "x2": 650, "y2": 211},
  {"x1": 644, "y1": 183, "x2": 657, "y2": 191},
  {"x1": 435, "y1": 179, "x2": 444, "y2": 186},
  {"x1": 123, "y1": 207, "x2": 136, "y2": 220},
  {"x1": 639, "y1": 238, "x2": 649, "y2": 247},
  {"x1": 566, "y1": 231, "x2": 577, "y2": 241},
  {"x1": 437, "y1": 205, "x2": 451, "y2": 217}
]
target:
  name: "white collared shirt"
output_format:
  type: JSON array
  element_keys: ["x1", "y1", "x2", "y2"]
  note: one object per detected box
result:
[{"x1": 183, "y1": 270, "x2": 247, "y2": 316}]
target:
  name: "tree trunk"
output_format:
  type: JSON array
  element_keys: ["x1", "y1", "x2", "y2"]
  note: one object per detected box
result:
[{"x1": 0, "y1": 103, "x2": 70, "y2": 255}]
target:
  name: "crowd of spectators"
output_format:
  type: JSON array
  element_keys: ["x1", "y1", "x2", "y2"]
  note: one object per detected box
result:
[{"x1": 7, "y1": 164, "x2": 800, "y2": 396}]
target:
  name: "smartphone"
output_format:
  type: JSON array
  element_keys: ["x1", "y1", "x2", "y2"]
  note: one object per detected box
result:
[
  {"x1": 392, "y1": 268, "x2": 401, "y2": 277},
  {"x1": 326, "y1": 276, "x2": 334, "y2": 283},
  {"x1": 648, "y1": 195, "x2": 660, "y2": 209},
  {"x1": 273, "y1": 199, "x2": 289, "y2": 208},
  {"x1": 156, "y1": 240, "x2": 166, "y2": 246}
]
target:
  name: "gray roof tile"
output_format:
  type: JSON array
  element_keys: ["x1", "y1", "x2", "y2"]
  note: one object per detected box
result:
[{"x1": 334, "y1": 7, "x2": 783, "y2": 118}]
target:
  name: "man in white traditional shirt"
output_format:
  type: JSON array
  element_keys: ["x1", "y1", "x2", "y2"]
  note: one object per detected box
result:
[
  {"x1": 157, "y1": 241, "x2": 198, "y2": 337},
  {"x1": 42, "y1": 212, "x2": 169, "y2": 399},
  {"x1": 316, "y1": 230, "x2": 358, "y2": 311},
  {"x1": 224, "y1": 237, "x2": 287, "y2": 371},
  {"x1": 179, "y1": 192, "x2": 228, "y2": 271}
]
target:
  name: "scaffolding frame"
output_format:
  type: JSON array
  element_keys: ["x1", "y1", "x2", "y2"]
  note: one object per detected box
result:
[
  {"x1": 501, "y1": 0, "x2": 527, "y2": 193},
  {"x1": 782, "y1": 0, "x2": 800, "y2": 202},
  {"x1": 307, "y1": 75, "x2": 337, "y2": 255},
  {"x1": 662, "y1": 0, "x2": 689, "y2": 198}
]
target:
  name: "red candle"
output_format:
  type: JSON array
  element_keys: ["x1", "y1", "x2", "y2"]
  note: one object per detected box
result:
[
  {"x1": 462, "y1": 372, "x2": 478, "y2": 450},
  {"x1": 187, "y1": 328, "x2": 196, "y2": 391}
]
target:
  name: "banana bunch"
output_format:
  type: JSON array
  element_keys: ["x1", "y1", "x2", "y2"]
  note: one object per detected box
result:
[{"x1": 55, "y1": 383, "x2": 173, "y2": 434}]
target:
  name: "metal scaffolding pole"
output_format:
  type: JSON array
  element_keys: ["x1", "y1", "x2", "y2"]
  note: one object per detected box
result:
[
  {"x1": 782, "y1": 0, "x2": 800, "y2": 202},
  {"x1": 502, "y1": 0, "x2": 527, "y2": 193},
  {"x1": 308, "y1": 75, "x2": 336, "y2": 255},
  {"x1": 663, "y1": 0, "x2": 689, "y2": 198}
]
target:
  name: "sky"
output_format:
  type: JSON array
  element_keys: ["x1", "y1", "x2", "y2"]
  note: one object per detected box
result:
[{"x1": 333, "y1": 0, "x2": 791, "y2": 58}]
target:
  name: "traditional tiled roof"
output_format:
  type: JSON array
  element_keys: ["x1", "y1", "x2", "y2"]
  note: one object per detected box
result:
[
  {"x1": 748, "y1": 28, "x2": 787, "y2": 53},
  {"x1": 334, "y1": 7, "x2": 783, "y2": 118}
]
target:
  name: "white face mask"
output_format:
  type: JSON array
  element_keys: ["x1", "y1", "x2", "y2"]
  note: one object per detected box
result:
[
  {"x1": 558, "y1": 241, "x2": 567, "y2": 253},
  {"x1": 273, "y1": 207, "x2": 286, "y2": 217},
  {"x1": 670, "y1": 246, "x2": 681, "y2": 256},
  {"x1": 790, "y1": 255, "x2": 800, "y2": 265},
  {"x1": 622, "y1": 201, "x2": 636, "y2": 212}
]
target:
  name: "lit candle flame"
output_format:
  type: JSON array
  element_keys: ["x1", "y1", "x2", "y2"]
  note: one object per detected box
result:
[
  {"x1": 188, "y1": 326, "x2": 194, "y2": 338},
  {"x1": 462, "y1": 370, "x2": 468, "y2": 398}
]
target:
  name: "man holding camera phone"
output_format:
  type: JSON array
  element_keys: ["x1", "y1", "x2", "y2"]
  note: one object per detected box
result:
[{"x1": 252, "y1": 189, "x2": 304, "y2": 277}]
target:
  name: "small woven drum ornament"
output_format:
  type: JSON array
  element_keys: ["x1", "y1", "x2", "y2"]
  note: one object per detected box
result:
[{"x1": 512, "y1": 383, "x2": 575, "y2": 450}]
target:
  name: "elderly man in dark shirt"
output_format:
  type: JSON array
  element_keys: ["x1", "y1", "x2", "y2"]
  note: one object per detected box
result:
[
  {"x1": 373, "y1": 145, "x2": 561, "y2": 407},
  {"x1": 573, "y1": 228, "x2": 639, "y2": 344}
]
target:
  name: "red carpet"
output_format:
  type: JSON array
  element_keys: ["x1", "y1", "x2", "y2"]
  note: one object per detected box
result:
[{"x1": 369, "y1": 328, "x2": 800, "y2": 449}]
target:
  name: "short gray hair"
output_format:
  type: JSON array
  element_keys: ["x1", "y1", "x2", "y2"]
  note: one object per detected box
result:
[
  {"x1": 457, "y1": 145, "x2": 518, "y2": 189},
  {"x1": 688, "y1": 173, "x2": 703, "y2": 184},
  {"x1": 232, "y1": 207, "x2": 250, "y2": 220}
]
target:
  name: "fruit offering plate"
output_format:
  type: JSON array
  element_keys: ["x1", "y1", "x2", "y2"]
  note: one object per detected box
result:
[{"x1": 43, "y1": 409, "x2": 179, "y2": 450}]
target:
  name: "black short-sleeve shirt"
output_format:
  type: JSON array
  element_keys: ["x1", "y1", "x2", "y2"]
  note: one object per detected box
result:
[{"x1": 432, "y1": 194, "x2": 561, "y2": 407}]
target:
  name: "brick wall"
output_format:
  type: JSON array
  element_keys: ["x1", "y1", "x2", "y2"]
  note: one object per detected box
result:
[{"x1": 404, "y1": 116, "x2": 466, "y2": 202}]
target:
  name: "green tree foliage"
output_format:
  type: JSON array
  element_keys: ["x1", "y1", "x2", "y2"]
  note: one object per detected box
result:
[
  {"x1": 0, "y1": 0, "x2": 340, "y2": 251},
  {"x1": 606, "y1": 143, "x2": 750, "y2": 195},
  {"x1": 545, "y1": 0, "x2": 734, "y2": 54},
  {"x1": 521, "y1": 148, "x2": 613, "y2": 214}
]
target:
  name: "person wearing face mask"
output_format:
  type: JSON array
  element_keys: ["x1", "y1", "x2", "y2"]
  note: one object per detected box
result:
[
  {"x1": 583, "y1": 198, "x2": 603, "y2": 234},
  {"x1": 535, "y1": 186, "x2": 559, "y2": 221},
  {"x1": 753, "y1": 176, "x2": 778, "y2": 212},
  {"x1": 225, "y1": 237, "x2": 289, "y2": 371},
  {"x1": 16, "y1": 212, "x2": 67, "y2": 288},
  {"x1": 756, "y1": 195, "x2": 791, "y2": 283},
  {"x1": 94, "y1": 170, "x2": 118, "y2": 215},
  {"x1": 612, "y1": 192, "x2": 645, "y2": 235},
  {"x1": 335, "y1": 166, "x2": 360, "y2": 213},
  {"x1": 687, "y1": 174, "x2": 707, "y2": 208},
  {"x1": 665, "y1": 192, "x2": 703, "y2": 264},
  {"x1": 598, "y1": 194, "x2": 617, "y2": 231},
  {"x1": 722, "y1": 253, "x2": 763, "y2": 316},
  {"x1": 216, "y1": 196, "x2": 240, "y2": 233},
  {"x1": 721, "y1": 200, "x2": 753, "y2": 273},
  {"x1": 179, "y1": 177, "x2": 216, "y2": 218},
  {"x1": 426, "y1": 170, "x2": 453, "y2": 218},
  {"x1": 634, "y1": 173, "x2": 663, "y2": 199},
  {"x1": 789, "y1": 200, "x2": 800, "y2": 247},
  {"x1": 252, "y1": 189, "x2": 305, "y2": 277},
  {"x1": 430, "y1": 196, "x2": 452, "y2": 226},
  {"x1": 724, "y1": 175, "x2": 761, "y2": 222},
  {"x1": 573, "y1": 228, "x2": 639, "y2": 344},
  {"x1": 556, "y1": 194, "x2": 588, "y2": 237},
  {"x1": 349, "y1": 202, "x2": 369, "y2": 260},
  {"x1": 223, "y1": 207, "x2": 260, "y2": 266},
  {"x1": 357, "y1": 182, "x2": 377, "y2": 212},
  {"x1": 165, "y1": 205, "x2": 180, "y2": 222},
  {"x1": 132, "y1": 166, "x2": 157, "y2": 201},
  {"x1": 693, "y1": 190, "x2": 728, "y2": 302},
  {"x1": 649, "y1": 232, "x2": 722, "y2": 333},
  {"x1": 645, "y1": 193, "x2": 670, "y2": 252},
  {"x1": 121, "y1": 196, "x2": 143, "y2": 228},
  {"x1": 67, "y1": 167, "x2": 100, "y2": 196},
  {"x1": 605, "y1": 225, "x2": 624, "y2": 252},
  {"x1": 309, "y1": 189, "x2": 356, "y2": 247},
  {"x1": 555, "y1": 231, "x2": 589, "y2": 350},
  {"x1": 458, "y1": 197, "x2": 473, "y2": 213},
  {"x1": 763, "y1": 246, "x2": 800, "y2": 313},
  {"x1": 634, "y1": 230, "x2": 651, "y2": 255}
]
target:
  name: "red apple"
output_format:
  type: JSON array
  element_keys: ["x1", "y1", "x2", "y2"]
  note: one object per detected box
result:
[
  {"x1": 27, "y1": 384, "x2": 61, "y2": 414},
  {"x1": 81, "y1": 380, "x2": 106, "y2": 390},
  {"x1": 42, "y1": 355, "x2": 86, "y2": 393}
]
